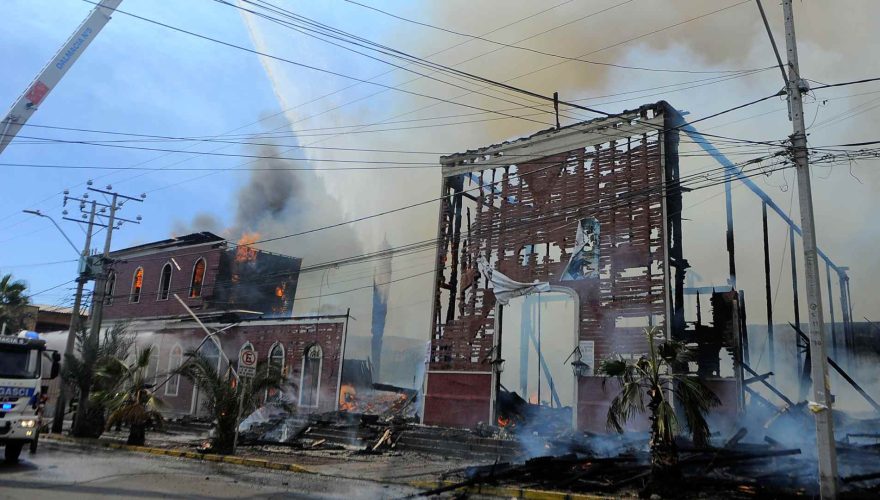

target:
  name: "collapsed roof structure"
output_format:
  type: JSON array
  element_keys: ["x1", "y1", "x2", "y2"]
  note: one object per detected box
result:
[{"x1": 422, "y1": 100, "x2": 865, "y2": 435}]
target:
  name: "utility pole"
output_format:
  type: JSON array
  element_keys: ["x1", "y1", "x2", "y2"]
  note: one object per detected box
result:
[
  {"x1": 49, "y1": 200, "x2": 96, "y2": 433},
  {"x1": 780, "y1": 1, "x2": 838, "y2": 496},
  {"x1": 22, "y1": 203, "x2": 97, "y2": 434},
  {"x1": 60, "y1": 183, "x2": 144, "y2": 437}
]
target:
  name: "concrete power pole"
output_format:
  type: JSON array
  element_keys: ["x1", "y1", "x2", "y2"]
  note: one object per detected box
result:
[
  {"x1": 781, "y1": 1, "x2": 838, "y2": 496},
  {"x1": 50, "y1": 200, "x2": 97, "y2": 433},
  {"x1": 62, "y1": 184, "x2": 144, "y2": 437}
]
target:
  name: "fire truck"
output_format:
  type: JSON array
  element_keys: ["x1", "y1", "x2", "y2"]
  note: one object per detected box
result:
[{"x1": 0, "y1": 332, "x2": 60, "y2": 463}]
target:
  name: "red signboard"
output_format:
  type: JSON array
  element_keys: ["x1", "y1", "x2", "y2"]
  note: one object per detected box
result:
[{"x1": 25, "y1": 81, "x2": 50, "y2": 106}]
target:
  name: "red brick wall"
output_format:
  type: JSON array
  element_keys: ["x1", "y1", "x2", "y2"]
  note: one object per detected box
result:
[
  {"x1": 144, "y1": 321, "x2": 345, "y2": 417},
  {"x1": 104, "y1": 246, "x2": 222, "y2": 320},
  {"x1": 576, "y1": 376, "x2": 648, "y2": 433},
  {"x1": 426, "y1": 119, "x2": 670, "y2": 428},
  {"x1": 423, "y1": 372, "x2": 492, "y2": 428}
]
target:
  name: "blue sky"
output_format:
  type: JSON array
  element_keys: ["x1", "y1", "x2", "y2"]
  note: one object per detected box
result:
[
  {"x1": 2, "y1": 0, "x2": 880, "y2": 352},
  {"x1": 0, "y1": 0, "x2": 285, "y2": 305}
]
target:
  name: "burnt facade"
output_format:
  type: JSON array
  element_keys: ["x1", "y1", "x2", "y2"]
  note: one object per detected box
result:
[
  {"x1": 424, "y1": 102, "x2": 687, "y2": 429},
  {"x1": 103, "y1": 232, "x2": 300, "y2": 320},
  {"x1": 84, "y1": 232, "x2": 348, "y2": 418}
]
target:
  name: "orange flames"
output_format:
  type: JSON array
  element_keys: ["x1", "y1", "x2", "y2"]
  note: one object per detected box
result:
[
  {"x1": 235, "y1": 232, "x2": 260, "y2": 263},
  {"x1": 529, "y1": 393, "x2": 539, "y2": 405},
  {"x1": 497, "y1": 415, "x2": 510, "y2": 428},
  {"x1": 275, "y1": 285, "x2": 284, "y2": 298},
  {"x1": 338, "y1": 384, "x2": 410, "y2": 414},
  {"x1": 339, "y1": 384, "x2": 357, "y2": 412}
]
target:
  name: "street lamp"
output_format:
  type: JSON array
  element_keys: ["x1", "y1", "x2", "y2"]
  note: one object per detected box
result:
[
  {"x1": 488, "y1": 345, "x2": 505, "y2": 374},
  {"x1": 21, "y1": 209, "x2": 79, "y2": 255}
]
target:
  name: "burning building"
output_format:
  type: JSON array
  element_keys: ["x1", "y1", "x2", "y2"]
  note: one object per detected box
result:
[
  {"x1": 90, "y1": 231, "x2": 349, "y2": 417},
  {"x1": 423, "y1": 102, "x2": 748, "y2": 431}
]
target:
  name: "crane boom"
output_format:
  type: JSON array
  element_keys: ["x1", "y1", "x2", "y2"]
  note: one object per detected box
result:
[{"x1": 0, "y1": 0, "x2": 123, "y2": 156}]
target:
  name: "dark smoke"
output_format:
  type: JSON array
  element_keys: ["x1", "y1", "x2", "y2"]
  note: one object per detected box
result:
[{"x1": 171, "y1": 212, "x2": 223, "y2": 236}]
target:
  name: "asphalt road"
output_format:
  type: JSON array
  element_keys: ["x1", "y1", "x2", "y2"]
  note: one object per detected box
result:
[{"x1": 0, "y1": 443, "x2": 422, "y2": 499}]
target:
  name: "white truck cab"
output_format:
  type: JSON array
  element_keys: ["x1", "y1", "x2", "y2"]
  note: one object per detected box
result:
[{"x1": 0, "y1": 332, "x2": 60, "y2": 463}]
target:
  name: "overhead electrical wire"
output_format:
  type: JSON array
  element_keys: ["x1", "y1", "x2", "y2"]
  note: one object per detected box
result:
[
  {"x1": 98, "y1": 156, "x2": 797, "y2": 304},
  {"x1": 0, "y1": 0, "x2": 792, "y2": 240},
  {"x1": 341, "y1": 0, "x2": 764, "y2": 75},
  {"x1": 221, "y1": 0, "x2": 762, "y2": 124},
  {"x1": 100, "y1": 148, "x2": 790, "y2": 275},
  {"x1": 214, "y1": 0, "x2": 803, "y2": 153},
  {"x1": 41, "y1": 0, "x2": 593, "y2": 202},
  {"x1": 4, "y1": 0, "x2": 779, "y2": 230},
  {"x1": 90, "y1": 0, "x2": 776, "y2": 199},
  {"x1": 79, "y1": 0, "x2": 558, "y2": 127}
]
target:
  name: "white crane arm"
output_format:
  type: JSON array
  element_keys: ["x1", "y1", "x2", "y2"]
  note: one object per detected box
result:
[{"x1": 0, "y1": 0, "x2": 123, "y2": 156}]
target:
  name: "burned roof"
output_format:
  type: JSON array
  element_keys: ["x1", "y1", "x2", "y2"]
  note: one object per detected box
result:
[
  {"x1": 440, "y1": 101, "x2": 671, "y2": 176},
  {"x1": 109, "y1": 231, "x2": 225, "y2": 257}
]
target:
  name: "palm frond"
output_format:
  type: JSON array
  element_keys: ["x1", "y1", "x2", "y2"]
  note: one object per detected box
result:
[{"x1": 671, "y1": 375, "x2": 720, "y2": 447}]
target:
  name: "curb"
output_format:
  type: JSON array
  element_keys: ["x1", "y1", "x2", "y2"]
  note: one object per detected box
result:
[
  {"x1": 41, "y1": 434, "x2": 609, "y2": 499},
  {"x1": 409, "y1": 480, "x2": 609, "y2": 500},
  {"x1": 41, "y1": 434, "x2": 311, "y2": 474}
]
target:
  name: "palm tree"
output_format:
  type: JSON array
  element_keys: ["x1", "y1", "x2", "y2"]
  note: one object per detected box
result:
[
  {"x1": 63, "y1": 322, "x2": 135, "y2": 437},
  {"x1": 598, "y1": 327, "x2": 719, "y2": 478},
  {"x1": 92, "y1": 345, "x2": 164, "y2": 446},
  {"x1": 178, "y1": 352, "x2": 282, "y2": 454},
  {"x1": 0, "y1": 272, "x2": 30, "y2": 333}
]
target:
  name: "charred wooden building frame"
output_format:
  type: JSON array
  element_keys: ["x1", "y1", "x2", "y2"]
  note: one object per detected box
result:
[
  {"x1": 423, "y1": 99, "x2": 865, "y2": 431},
  {"x1": 423, "y1": 102, "x2": 692, "y2": 429}
]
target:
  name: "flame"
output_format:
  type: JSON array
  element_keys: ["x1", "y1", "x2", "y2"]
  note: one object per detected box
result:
[
  {"x1": 529, "y1": 393, "x2": 539, "y2": 405},
  {"x1": 235, "y1": 232, "x2": 260, "y2": 263},
  {"x1": 497, "y1": 416, "x2": 510, "y2": 428},
  {"x1": 339, "y1": 384, "x2": 357, "y2": 412},
  {"x1": 275, "y1": 285, "x2": 284, "y2": 297}
]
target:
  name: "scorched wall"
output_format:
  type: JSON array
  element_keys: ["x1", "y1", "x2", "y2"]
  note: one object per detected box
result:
[{"x1": 424, "y1": 102, "x2": 684, "y2": 429}]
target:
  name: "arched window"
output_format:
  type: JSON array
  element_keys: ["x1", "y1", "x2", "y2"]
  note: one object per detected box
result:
[
  {"x1": 299, "y1": 344, "x2": 323, "y2": 408},
  {"x1": 148, "y1": 342, "x2": 160, "y2": 383},
  {"x1": 130, "y1": 267, "x2": 144, "y2": 303},
  {"x1": 104, "y1": 272, "x2": 116, "y2": 305},
  {"x1": 266, "y1": 343, "x2": 285, "y2": 402},
  {"x1": 269, "y1": 343, "x2": 285, "y2": 372},
  {"x1": 200, "y1": 339, "x2": 221, "y2": 372},
  {"x1": 158, "y1": 263, "x2": 173, "y2": 301},
  {"x1": 190, "y1": 258, "x2": 206, "y2": 298},
  {"x1": 165, "y1": 344, "x2": 183, "y2": 397}
]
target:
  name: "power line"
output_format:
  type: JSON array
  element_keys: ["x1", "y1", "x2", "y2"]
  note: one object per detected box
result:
[
  {"x1": 342, "y1": 0, "x2": 764, "y2": 75},
  {"x1": 112, "y1": 0, "x2": 774, "y2": 197},
  {"x1": 103, "y1": 148, "x2": 791, "y2": 278},
  {"x1": 80, "y1": 0, "x2": 557, "y2": 127},
  {"x1": 28, "y1": 279, "x2": 77, "y2": 298},
  {"x1": 98, "y1": 157, "x2": 797, "y2": 304},
  {"x1": 1, "y1": 259, "x2": 78, "y2": 268},
  {"x1": 224, "y1": 0, "x2": 758, "y2": 123}
]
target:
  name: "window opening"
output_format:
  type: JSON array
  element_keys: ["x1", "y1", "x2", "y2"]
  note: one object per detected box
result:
[
  {"x1": 190, "y1": 258, "x2": 206, "y2": 298},
  {"x1": 158, "y1": 263, "x2": 172, "y2": 301},
  {"x1": 104, "y1": 272, "x2": 116, "y2": 305},
  {"x1": 267, "y1": 343, "x2": 285, "y2": 402},
  {"x1": 165, "y1": 344, "x2": 183, "y2": 396},
  {"x1": 130, "y1": 267, "x2": 144, "y2": 303},
  {"x1": 300, "y1": 344, "x2": 322, "y2": 407}
]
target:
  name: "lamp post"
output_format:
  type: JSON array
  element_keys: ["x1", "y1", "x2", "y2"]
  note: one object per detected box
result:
[
  {"x1": 22, "y1": 209, "x2": 79, "y2": 255},
  {"x1": 23, "y1": 206, "x2": 94, "y2": 434},
  {"x1": 489, "y1": 346, "x2": 506, "y2": 375}
]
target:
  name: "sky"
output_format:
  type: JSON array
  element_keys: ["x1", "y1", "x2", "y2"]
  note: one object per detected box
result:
[{"x1": 2, "y1": 0, "x2": 880, "y2": 379}]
